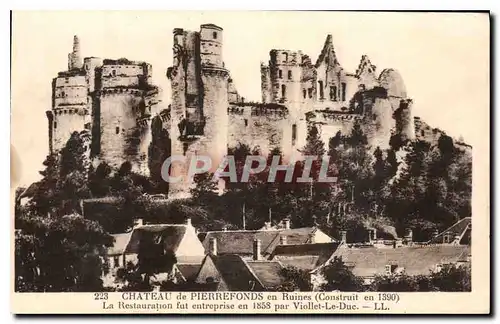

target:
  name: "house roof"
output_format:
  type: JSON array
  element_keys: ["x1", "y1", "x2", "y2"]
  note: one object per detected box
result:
[
  {"x1": 108, "y1": 232, "x2": 133, "y2": 255},
  {"x1": 332, "y1": 245, "x2": 471, "y2": 277},
  {"x1": 246, "y1": 261, "x2": 285, "y2": 289},
  {"x1": 200, "y1": 227, "x2": 331, "y2": 256},
  {"x1": 428, "y1": 217, "x2": 471, "y2": 245},
  {"x1": 125, "y1": 224, "x2": 188, "y2": 254},
  {"x1": 176, "y1": 263, "x2": 202, "y2": 282},
  {"x1": 209, "y1": 255, "x2": 264, "y2": 291},
  {"x1": 270, "y1": 242, "x2": 341, "y2": 271}
]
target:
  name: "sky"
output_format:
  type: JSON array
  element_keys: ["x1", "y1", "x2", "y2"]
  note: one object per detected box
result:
[{"x1": 11, "y1": 11, "x2": 490, "y2": 187}]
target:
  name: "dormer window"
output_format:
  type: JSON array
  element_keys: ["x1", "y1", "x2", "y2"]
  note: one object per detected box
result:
[{"x1": 443, "y1": 232, "x2": 452, "y2": 244}]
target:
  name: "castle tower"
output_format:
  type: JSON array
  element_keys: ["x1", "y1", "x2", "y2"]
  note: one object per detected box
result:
[
  {"x1": 47, "y1": 36, "x2": 88, "y2": 154},
  {"x1": 97, "y1": 59, "x2": 156, "y2": 174},
  {"x1": 68, "y1": 35, "x2": 83, "y2": 70},
  {"x1": 167, "y1": 24, "x2": 229, "y2": 198}
]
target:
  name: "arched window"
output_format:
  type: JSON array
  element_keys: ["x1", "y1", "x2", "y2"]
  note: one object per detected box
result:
[{"x1": 281, "y1": 84, "x2": 286, "y2": 98}]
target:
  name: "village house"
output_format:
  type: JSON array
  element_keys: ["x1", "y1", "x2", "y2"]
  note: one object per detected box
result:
[
  {"x1": 198, "y1": 218, "x2": 335, "y2": 260},
  {"x1": 103, "y1": 218, "x2": 205, "y2": 289},
  {"x1": 194, "y1": 238, "x2": 286, "y2": 291}
]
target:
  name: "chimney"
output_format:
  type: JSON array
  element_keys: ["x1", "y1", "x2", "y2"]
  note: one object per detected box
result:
[
  {"x1": 209, "y1": 237, "x2": 217, "y2": 256},
  {"x1": 284, "y1": 218, "x2": 291, "y2": 230},
  {"x1": 253, "y1": 239, "x2": 262, "y2": 261},
  {"x1": 280, "y1": 235, "x2": 287, "y2": 245},
  {"x1": 135, "y1": 218, "x2": 144, "y2": 228},
  {"x1": 340, "y1": 230, "x2": 347, "y2": 244}
]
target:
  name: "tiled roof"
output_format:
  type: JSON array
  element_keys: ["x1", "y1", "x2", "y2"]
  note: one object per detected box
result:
[
  {"x1": 428, "y1": 217, "x2": 471, "y2": 244},
  {"x1": 332, "y1": 245, "x2": 471, "y2": 277},
  {"x1": 211, "y1": 255, "x2": 264, "y2": 291},
  {"x1": 246, "y1": 261, "x2": 285, "y2": 289},
  {"x1": 176, "y1": 263, "x2": 202, "y2": 282},
  {"x1": 270, "y1": 242, "x2": 341, "y2": 271},
  {"x1": 108, "y1": 232, "x2": 133, "y2": 255},
  {"x1": 124, "y1": 224, "x2": 188, "y2": 254},
  {"x1": 200, "y1": 227, "x2": 327, "y2": 256}
]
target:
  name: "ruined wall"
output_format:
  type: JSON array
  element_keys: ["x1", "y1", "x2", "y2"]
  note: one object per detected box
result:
[
  {"x1": 394, "y1": 99, "x2": 415, "y2": 142},
  {"x1": 228, "y1": 105, "x2": 289, "y2": 157},
  {"x1": 306, "y1": 110, "x2": 360, "y2": 146}
]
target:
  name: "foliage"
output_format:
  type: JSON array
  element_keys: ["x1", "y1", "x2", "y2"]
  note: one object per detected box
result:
[
  {"x1": 319, "y1": 257, "x2": 364, "y2": 292},
  {"x1": 276, "y1": 266, "x2": 313, "y2": 292}
]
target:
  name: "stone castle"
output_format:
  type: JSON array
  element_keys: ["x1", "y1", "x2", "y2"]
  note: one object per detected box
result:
[{"x1": 48, "y1": 24, "x2": 424, "y2": 198}]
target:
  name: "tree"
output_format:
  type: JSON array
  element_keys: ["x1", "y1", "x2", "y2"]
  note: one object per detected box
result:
[
  {"x1": 368, "y1": 274, "x2": 435, "y2": 292},
  {"x1": 431, "y1": 264, "x2": 471, "y2": 292},
  {"x1": 276, "y1": 266, "x2": 312, "y2": 292},
  {"x1": 320, "y1": 257, "x2": 364, "y2": 292},
  {"x1": 15, "y1": 213, "x2": 113, "y2": 292}
]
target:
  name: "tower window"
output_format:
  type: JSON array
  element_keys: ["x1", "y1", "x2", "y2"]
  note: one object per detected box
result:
[
  {"x1": 341, "y1": 82, "x2": 346, "y2": 101},
  {"x1": 281, "y1": 84, "x2": 286, "y2": 98},
  {"x1": 112, "y1": 70, "x2": 116, "y2": 77},
  {"x1": 308, "y1": 88, "x2": 313, "y2": 98},
  {"x1": 303, "y1": 89, "x2": 306, "y2": 99},
  {"x1": 318, "y1": 81, "x2": 324, "y2": 99},
  {"x1": 115, "y1": 127, "x2": 120, "y2": 134},
  {"x1": 61, "y1": 91, "x2": 65, "y2": 97},
  {"x1": 244, "y1": 119, "x2": 248, "y2": 127},
  {"x1": 278, "y1": 70, "x2": 283, "y2": 79},
  {"x1": 283, "y1": 52, "x2": 288, "y2": 62},
  {"x1": 54, "y1": 122, "x2": 57, "y2": 129},
  {"x1": 213, "y1": 31, "x2": 217, "y2": 39},
  {"x1": 288, "y1": 71, "x2": 292, "y2": 80},
  {"x1": 292, "y1": 124, "x2": 297, "y2": 146},
  {"x1": 330, "y1": 86, "x2": 336, "y2": 101}
]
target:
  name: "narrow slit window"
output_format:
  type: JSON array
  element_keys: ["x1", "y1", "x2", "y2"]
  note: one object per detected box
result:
[
  {"x1": 281, "y1": 84, "x2": 286, "y2": 98},
  {"x1": 341, "y1": 82, "x2": 346, "y2": 101},
  {"x1": 292, "y1": 124, "x2": 297, "y2": 146},
  {"x1": 115, "y1": 127, "x2": 120, "y2": 134},
  {"x1": 54, "y1": 122, "x2": 57, "y2": 129},
  {"x1": 303, "y1": 89, "x2": 306, "y2": 99},
  {"x1": 318, "y1": 81, "x2": 324, "y2": 99},
  {"x1": 279, "y1": 70, "x2": 283, "y2": 79},
  {"x1": 288, "y1": 71, "x2": 292, "y2": 80},
  {"x1": 244, "y1": 119, "x2": 248, "y2": 127}
]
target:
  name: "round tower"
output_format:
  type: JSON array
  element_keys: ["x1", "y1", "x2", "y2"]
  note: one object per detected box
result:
[
  {"x1": 98, "y1": 60, "x2": 154, "y2": 172},
  {"x1": 199, "y1": 24, "x2": 224, "y2": 67},
  {"x1": 49, "y1": 73, "x2": 88, "y2": 153}
]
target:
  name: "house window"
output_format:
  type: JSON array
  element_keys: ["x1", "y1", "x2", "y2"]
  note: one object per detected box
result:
[
  {"x1": 278, "y1": 70, "x2": 283, "y2": 79},
  {"x1": 115, "y1": 127, "x2": 120, "y2": 134},
  {"x1": 308, "y1": 88, "x2": 313, "y2": 98},
  {"x1": 318, "y1": 81, "x2": 324, "y2": 99},
  {"x1": 281, "y1": 84, "x2": 286, "y2": 98},
  {"x1": 213, "y1": 31, "x2": 217, "y2": 39},
  {"x1": 288, "y1": 71, "x2": 292, "y2": 80},
  {"x1": 292, "y1": 124, "x2": 297, "y2": 146},
  {"x1": 303, "y1": 89, "x2": 306, "y2": 99},
  {"x1": 341, "y1": 82, "x2": 346, "y2": 101},
  {"x1": 113, "y1": 256, "x2": 120, "y2": 268},
  {"x1": 244, "y1": 119, "x2": 248, "y2": 127}
]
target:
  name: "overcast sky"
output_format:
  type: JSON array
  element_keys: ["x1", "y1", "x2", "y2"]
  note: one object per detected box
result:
[{"x1": 11, "y1": 11, "x2": 489, "y2": 187}]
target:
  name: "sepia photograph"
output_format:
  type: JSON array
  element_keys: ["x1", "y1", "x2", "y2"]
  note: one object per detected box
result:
[{"x1": 10, "y1": 10, "x2": 490, "y2": 314}]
